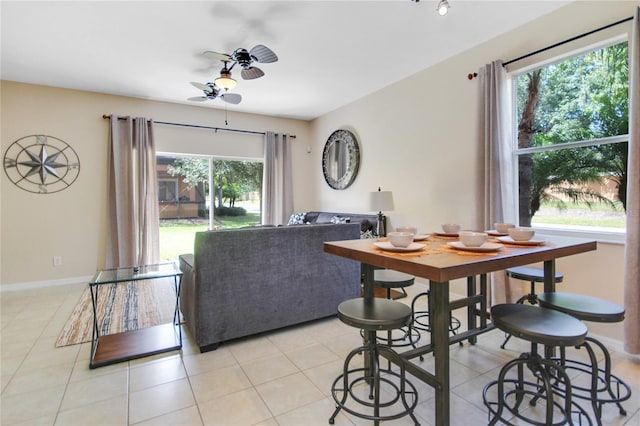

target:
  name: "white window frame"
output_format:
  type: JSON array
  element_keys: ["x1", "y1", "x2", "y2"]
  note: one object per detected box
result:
[{"x1": 508, "y1": 38, "x2": 629, "y2": 245}]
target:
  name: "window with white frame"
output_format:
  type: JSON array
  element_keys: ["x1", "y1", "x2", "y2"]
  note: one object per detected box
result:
[
  {"x1": 512, "y1": 40, "x2": 629, "y2": 233},
  {"x1": 158, "y1": 179, "x2": 178, "y2": 202}
]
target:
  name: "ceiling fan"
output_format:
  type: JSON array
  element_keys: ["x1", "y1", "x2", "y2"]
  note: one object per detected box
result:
[
  {"x1": 188, "y1": 82, "x2": 242, "y2": 104},
  {"x1": 203, "y1": 44, "x2": 278, "y2": 81}
]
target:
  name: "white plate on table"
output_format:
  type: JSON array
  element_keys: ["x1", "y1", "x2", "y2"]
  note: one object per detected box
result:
[
  {"x1": 496, "y1": 236, "x2": 546, "y2": 246},
  {"x1": 448, "y1": 242, "x2": 503, "y2": 252},
  {"x1": 374, "y1": 242, "x2": 426, "y2": 252},
  {"x1": 485, "y1": 229, "x2": 508, "y2": 236},
  {"x1": 413, "y1": 234, "x2": 430, "y2": 241},
  {"x1": 434, "y1": 232, "x2": 459, "y2": 237}
]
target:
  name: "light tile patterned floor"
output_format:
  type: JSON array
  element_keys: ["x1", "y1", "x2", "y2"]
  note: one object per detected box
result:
[{"x1": 2, "y1": 282, "x2": 639, "y2": 425}]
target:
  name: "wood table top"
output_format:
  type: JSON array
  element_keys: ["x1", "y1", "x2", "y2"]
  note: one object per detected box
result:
[{"x1": 324, "y1": 234, "x2": 597, "y2": 283}]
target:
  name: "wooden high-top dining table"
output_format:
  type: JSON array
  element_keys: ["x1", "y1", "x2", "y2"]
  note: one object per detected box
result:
[{"x1": 324, "y1": 234, "x2": 596, "y2": 426}]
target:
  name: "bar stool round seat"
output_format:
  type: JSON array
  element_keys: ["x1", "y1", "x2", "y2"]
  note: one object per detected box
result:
[
  {"x1": 373, "y1": 269, "x2": 420, "y2": 348},
  {"x1": 483, "y1": 303, "x2": 592, "y2": 426},
  {"x1": 491, "y1": 303, "x2": 586, "y2": 347},
  {"x1": 501, "y1": 266, "x2": 564, "y2": 349},
  {"x1": 506, "y1": 266, "x2": 564, "y2": 292},
  {"x1": 374, "y1": 269, "x2": 415, "y2": 292},
  {"x1": 537, "y1": 292, "x2": 624, "y2": 323},
  {"x1": 338, "y1": 297, "x2": 413, "y2": 331},
  {"x1": 330, "y1": 298, "x2": 420, "y2": 425},
  {"x1": 537, "y1": 292, "x2": 630, "y2": 421}
]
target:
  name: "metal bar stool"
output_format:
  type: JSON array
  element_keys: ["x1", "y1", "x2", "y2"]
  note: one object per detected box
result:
[
  {"x1": 373, "y1": 269, "x2": 420, "y2": 348},
  {"x1": 483, "y1": 303, "x2": 593, "y2": 426},
  {"x1": 500, "y1": 266, "x2": 564, "y2": 349},
  {"x1": 329, "y1": 298, "x2": 420, "y2": 425},
  {"x1": 537, "y1": 292, "x2": 631, "y2": 424}
]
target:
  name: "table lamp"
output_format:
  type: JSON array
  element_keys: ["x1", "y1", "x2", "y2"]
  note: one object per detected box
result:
[{"x1": 369, "y1": 187, "x2": 394, "y2": 237}]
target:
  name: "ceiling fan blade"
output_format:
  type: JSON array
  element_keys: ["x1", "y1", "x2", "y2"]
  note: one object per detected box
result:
[
  {"x1": 249, "y1": 44, "x2": 278, "y2": 63},
  {"x1": 220, "y1": 93, "x2": 242, "y2": 104},
  {"x1": 202, "y1": 50, "x2": 233, "y2": 62},
  {"x1": 241, "y1": 66, "x2": 265, "y2": 80},
  {"x1": 190, "y1": 81, "x2": 213, "y2": 93},
  {"x1": 187, "y1": 96, "x2": 208, "y2": 102}
]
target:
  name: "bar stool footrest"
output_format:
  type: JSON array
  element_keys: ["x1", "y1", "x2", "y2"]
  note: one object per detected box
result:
[
  {"x1": 483, "y1": 353, "x2": 593, "y2": 426},
  {"x1": 483, "y1": 378, "x2": 592, "y2": 426},
  {"x1": 329, "y1": 344, "x2": 420, "y2": 425},
  {"x1": 549, "y1": 357, "x2": 631, "y2": 413}
]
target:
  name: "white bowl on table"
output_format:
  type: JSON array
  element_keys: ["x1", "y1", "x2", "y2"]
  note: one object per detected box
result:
[
  {"x1": 388, "y1": 232, "x2": 414, "y2": 248},
  {"x1": 508, "y1": 227, "x2": 535, "y2": 241},
  {"x1": 441, "y1": 224, "x2": 461, "y2": 234},
  {"x1": 459, "y1": 231, "x2": 488, "y2": 247}
]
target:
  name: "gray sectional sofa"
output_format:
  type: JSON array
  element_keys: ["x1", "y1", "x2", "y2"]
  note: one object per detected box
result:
[{"x1": 178, "y1": 222, "x2": 363, "y2": 352}]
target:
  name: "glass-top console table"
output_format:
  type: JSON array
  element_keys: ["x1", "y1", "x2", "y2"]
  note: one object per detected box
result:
[{"x1": 89, "y1": 262, "x2": 183, "y2": 369}]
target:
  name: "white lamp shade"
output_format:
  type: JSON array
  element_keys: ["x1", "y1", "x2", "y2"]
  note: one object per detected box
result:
[
  {"x1": 215, "y1": 76, "x2": 237, "y2": 90},
  {"x1": 370, "y1": 190, "x2": 394, "y2": 212}
]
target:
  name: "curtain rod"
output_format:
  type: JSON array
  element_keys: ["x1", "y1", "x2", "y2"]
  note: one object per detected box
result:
[
  {"x1": 503, "y1": 16, "x2": 633, "y2": 67},
  {"x1": 102, "y1": 115, "x2": 296, "y2": 139}
]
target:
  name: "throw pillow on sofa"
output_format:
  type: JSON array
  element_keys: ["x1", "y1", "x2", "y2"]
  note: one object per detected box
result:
[
  {"x1": 330, "y1": 215, "x2": 351, "y2": 224},
  {"x1": 287, "y1": 212, "x2": 307, "y2": 225}
]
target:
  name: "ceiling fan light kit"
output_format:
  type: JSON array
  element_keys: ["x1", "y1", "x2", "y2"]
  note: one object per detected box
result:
[{"x1": 214, "y1": 65, "x2": 237, "y2": 90}]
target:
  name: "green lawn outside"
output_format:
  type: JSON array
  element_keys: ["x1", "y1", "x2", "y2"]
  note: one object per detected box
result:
[
  {"x1": 159, "y1": 212, "x2": 260, "y2": 261},
  {"x1": 533, "y1": 201, "x2": 626, "y2": 229},
  {"x1": 532, "y1": 216, "x2": 625, "y2": 228}
]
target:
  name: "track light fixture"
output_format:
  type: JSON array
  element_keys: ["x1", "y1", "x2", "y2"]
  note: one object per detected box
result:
[
  {"x1": 410, "y1": 0, "x2": 450, "y2": 16},
  {"x1": 436, "y1": 0, "x2": 450, "y2": 16}
]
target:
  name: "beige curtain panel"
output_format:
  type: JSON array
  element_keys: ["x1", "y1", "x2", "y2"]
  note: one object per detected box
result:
[
  {"x1": 624, "y1": 7, "x2": 640, "y2": 355},
  {"x1": 261, "y1": 132, "x2": 293, "y2": 226},
  {"x1": 106, "y1": 116, "x2": 160, "y2": 268},
  {"x1": 479, "y1": 60, "x2": 516, "y2": 305}
]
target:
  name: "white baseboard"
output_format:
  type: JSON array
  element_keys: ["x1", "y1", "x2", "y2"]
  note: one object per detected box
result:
[{"x1": 1, "y1": 275, "x2": 92, "y2": 292}]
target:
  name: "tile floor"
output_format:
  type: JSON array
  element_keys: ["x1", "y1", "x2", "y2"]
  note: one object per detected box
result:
[{"x1": 1, "y1": 281, "x2": 639, "y2": 425}]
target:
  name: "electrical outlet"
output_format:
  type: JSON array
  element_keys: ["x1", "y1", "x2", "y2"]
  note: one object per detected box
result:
[{"x1": 53, "y1": 256, "x2": 63, "y2": 266}]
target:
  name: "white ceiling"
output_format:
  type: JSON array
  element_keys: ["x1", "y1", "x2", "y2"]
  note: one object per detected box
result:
[{"x1": 1, "y1": 1, "x2": 571, "y2": 121}]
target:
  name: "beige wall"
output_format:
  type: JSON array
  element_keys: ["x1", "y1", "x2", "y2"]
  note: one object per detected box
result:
[
  {"x1": 307, "y1": 1, "x2": 633, "y2": 342},
  {"x1": 1, "y1": 1, "x2": 633, "y2": 343},
  {"x1": 1, "y1": 82, "x2": 312, "y2": 286}
]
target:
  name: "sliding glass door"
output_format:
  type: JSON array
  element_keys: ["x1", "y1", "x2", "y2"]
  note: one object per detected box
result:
[{"x1": 157, "y1": 154, "x2": 263, "y2": 261}]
